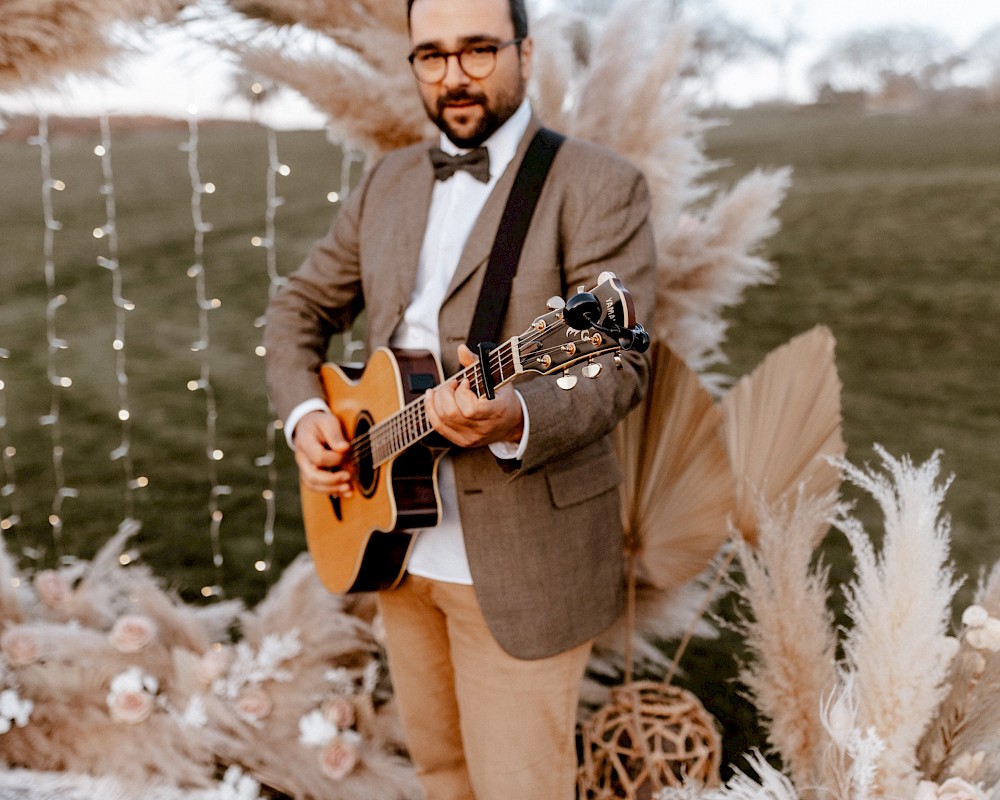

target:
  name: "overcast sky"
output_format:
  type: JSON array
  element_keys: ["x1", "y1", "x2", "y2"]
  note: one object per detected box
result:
[{"x1": 2, "y1": 0, "x2": 998, "y2": 128}]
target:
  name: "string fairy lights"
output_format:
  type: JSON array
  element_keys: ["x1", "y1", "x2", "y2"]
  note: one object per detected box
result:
[
  {"x1": 251, "y1": 124, "x2": 290, "y2": 579},
  {"x1": 29, "y1": 115, "x2": 78, "y2": 559},
  {"x1": 180, "y1": 107, "x2": 230, "y2": 598},
  {"x1": 94, "y1": 114, "x2": 148, "y2": 522},
  {"x1": 0, "y1": 350, "x2": 22, "y2": 538}
]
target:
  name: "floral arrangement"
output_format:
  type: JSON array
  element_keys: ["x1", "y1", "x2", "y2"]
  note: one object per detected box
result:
[
  {"x1": 0, "y1": 521, "x2": 419, "y2": 799},
  {"x1": 658, "y1": 448, "x2": 1000, "y2": 800}
]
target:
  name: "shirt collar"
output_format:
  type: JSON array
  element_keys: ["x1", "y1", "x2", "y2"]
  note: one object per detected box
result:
[{"x1": 438, "y1": 99, "x2": 532, "y2": 181}]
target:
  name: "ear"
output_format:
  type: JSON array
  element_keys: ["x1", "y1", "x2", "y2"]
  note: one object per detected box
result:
[{"x1": 518, "y1": 36, "x2": 534, "y2": 82}]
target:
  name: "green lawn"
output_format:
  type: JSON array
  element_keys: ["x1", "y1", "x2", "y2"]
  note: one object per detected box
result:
[
  {"x1": 709, "y1": 105, "x2": 1000, "y2": 593},
  {"x1": 2, "y1": 105, "x2": 999, "y2": 770}
]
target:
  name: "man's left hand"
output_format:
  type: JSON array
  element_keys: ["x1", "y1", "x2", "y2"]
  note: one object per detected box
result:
[{"x1": 425, "y1": 344, "x2": 524, "y2": 448}]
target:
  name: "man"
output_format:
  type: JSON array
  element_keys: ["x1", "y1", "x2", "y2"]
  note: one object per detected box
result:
[{"x1": 264, "y1": 0, "x2": 655, "y2": 796}]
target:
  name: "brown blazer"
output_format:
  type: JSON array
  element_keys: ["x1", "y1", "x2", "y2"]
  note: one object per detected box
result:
[{"x1": 265, "y1": 116, "x2": 656, "y2": 659}]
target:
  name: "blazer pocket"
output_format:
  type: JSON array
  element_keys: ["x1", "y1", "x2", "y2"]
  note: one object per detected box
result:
[{"x1": 545, "y1": 442, "x2": 623, "y2": 509}]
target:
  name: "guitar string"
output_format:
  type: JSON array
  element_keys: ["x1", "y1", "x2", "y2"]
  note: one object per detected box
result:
[
  {"x1": 350, "y1": 319, "x2": 603, "y2": 467},
  {"x1": 350, "y1": 318, "x2": 564, "y2": 464},
  {"x1": 346, "y1": 321, "x2": 556, "y2": 465},
  {"x1": 346, "y1": 316, "x2": 606, "y2": 467}
]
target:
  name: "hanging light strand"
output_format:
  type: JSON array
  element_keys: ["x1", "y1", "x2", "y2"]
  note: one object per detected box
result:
[
  {"x1": 95, "y1": 115, "x2": 147, "y2": 521},
  {"x1": 29, "y1": 115, "x2": 78, "y2": 558},
  {"x1": 0, "y1": 351, "x2": 21, "y2": 536},
  {"x1": 251, "y1": 126, "x2": 290, "y2": 579},
  {"x1": 180, "y1": 111, "x2": 229, "y2": 598}
]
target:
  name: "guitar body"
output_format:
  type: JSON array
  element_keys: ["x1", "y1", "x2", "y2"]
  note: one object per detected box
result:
[
  {"x1": 299, "y1": 273, "x2": 649, "y2": 596},
  {"x1": 301, "y1": 347, "x2": 445, "y2": 594}
]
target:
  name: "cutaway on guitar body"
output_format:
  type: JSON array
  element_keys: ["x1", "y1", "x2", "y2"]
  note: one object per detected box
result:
[{"x1": 300, "y1": 347, "x2": 446, "y2": 594}]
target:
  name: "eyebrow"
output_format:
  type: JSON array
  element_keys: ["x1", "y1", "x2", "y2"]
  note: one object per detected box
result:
[{"x1": 411, "y1": 34, "x2": 504, "y2": 52}]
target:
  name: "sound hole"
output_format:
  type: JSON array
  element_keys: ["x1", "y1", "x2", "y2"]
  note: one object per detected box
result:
[{"x1": 353, "y1": 411, "x2": 379, "y2": 498}]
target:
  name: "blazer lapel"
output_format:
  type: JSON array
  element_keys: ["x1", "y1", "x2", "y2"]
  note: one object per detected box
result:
[
  {"x1": 391, "y1": 149, "x2": 436, "y2": 328},
  {"x1": 442, "y1": 116, "x2": 543, "y2": 302}
]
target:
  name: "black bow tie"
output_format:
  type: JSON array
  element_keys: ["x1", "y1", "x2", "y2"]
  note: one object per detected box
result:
[{"x1": 429, "y1": 146, "x2": 491, "y2": 183}]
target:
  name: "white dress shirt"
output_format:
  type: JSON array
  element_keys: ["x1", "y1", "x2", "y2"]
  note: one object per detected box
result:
[{"x1": 287, "y1": 100, "x2": 533, "y2": 585}]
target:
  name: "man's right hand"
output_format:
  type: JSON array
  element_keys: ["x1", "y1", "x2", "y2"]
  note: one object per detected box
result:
[{"x1": 293, "y1": 410, "x2": 354, "y2": 497}]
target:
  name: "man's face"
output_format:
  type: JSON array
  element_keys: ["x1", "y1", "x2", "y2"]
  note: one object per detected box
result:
[{"x1": 409, "y1": 0, "x2": 533, "y2": 148}]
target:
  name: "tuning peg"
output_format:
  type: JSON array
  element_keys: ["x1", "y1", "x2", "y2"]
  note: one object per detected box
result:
[
  {"x1": 582, "y1": 360, "x2": 602, "y2": 379},
  {"x1": 556, "y1": 371, "x2": 578, "y2": 391},
  {"x1": 546, "y1": 296, "x2": 565, "y2": 311},
  {"x1": 613, "y1": 353, "x2": 623, "y2": 370}
]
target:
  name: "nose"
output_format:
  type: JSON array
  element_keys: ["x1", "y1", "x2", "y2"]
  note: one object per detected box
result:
[{"x1": 441, "y1": 53, "x2": 470, "y2": 88}]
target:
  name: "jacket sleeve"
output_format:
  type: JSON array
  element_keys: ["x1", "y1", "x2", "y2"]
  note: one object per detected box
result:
[{"x1": 262, "y1": 161, "x2": 381, "y2": 424}]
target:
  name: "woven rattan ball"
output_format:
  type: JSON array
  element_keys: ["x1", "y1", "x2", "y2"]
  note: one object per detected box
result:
[{"x1": 578, "y1": 681, "x2": 722, "y2": 800}]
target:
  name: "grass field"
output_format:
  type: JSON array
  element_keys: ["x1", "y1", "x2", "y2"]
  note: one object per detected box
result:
[{"x1": 2, "y1": 104, "x2": 999, "y2": 769}]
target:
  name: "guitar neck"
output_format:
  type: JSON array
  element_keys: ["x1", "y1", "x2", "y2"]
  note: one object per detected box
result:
[{"x1": 366, "y1": 340, "x2": 518, "y2": 466}]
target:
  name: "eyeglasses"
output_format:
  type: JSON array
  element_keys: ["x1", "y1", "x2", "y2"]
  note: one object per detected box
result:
[{"x1": 408, "y1": 39, "x2": 522, "y2": 84}]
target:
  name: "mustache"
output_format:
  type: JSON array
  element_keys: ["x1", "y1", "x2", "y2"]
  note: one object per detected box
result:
[{"x1": 437, "y1": 89, "x2": 486, "y2": 109}]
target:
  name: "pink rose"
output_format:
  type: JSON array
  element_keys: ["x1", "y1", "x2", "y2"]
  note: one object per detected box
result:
[
  {"x1": 236, "y1": 686, "x2": 273, "y2": 723},
  {"x1": 109, "y1": 689, "x2": 154, "y2": 724},
  {"x1": 319, "y1": 736, "x2": 359, "y2": 781},
  {"x1": 1, "y1": 627, "x2": 42, "y2": 667},
  {"x1": 33, "y1": 570, "x2": 71, "y2": 609},
  {"x1": 109, "y1": 614, "x2": 157, "y2": 653},
  {"x1": 323, "y1": 696, "x2": 356, "y2": 730},
  {"x1": 197, "y1": 646, "x2": 233, "y2": 685}
]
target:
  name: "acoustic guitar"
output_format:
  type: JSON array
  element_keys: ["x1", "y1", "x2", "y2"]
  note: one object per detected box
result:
[{"x1": 301, "y1": 271, "x2": 649, "y2": 593}]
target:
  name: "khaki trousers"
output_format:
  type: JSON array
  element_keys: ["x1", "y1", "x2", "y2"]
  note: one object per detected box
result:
[{"x1": 377, "y1": 575, "x2": 592, "y2": 800}]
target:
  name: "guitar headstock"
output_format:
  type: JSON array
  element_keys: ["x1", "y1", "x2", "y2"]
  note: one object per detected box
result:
[{"x1": 513, "y1": 271, "x2": 649, "y2": 388}]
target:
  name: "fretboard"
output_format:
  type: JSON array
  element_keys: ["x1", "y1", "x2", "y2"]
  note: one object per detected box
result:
[{"x1": 366, "y1": 339, "x2": 519, "y2": 466}]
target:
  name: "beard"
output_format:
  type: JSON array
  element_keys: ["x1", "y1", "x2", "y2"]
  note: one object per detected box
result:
[{"x1": 427, "y1": 80, "x2": 525, "y2": 148}]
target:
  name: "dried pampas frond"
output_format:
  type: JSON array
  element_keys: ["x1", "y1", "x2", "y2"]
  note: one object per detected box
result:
[
  {"x1": 699, "y1": 750, "x2": 802, "y2": 800},
  {"x1": 236, "y1": 46, "x2": 430, "y2": 155},
  {"x1": 0, "y1": 0, "x2": 191, "y2": 92},
  {"x1": 721, "y1": 325, "x2": 845, "y2": 545},
  {"x1": 918, "y1": 642, "x2": 1000, "y2": 788},
  {"x1": 224, "y1": 0, "x2": 405, "y2": 39},
  {"x1": 212, "y1": 555, "x2": 419, "y2": 800},
  {"x1": 529, "y1": 11, "x2": 591, "y2": 131},
  {"x1": 656, "y1": 168, "x2": 792, "y2": 380},
  {"x1": 816, "y1": 676, "x2": 886, "y2": 800},
  {"x1": 733, "y1": 489, "x2": 840, "y2": 793},
  {"x1": 211, "y1": 0, "x2": 427, "y2": 155},
  {"x1": 835, "y1": 447, "x2": 961, "y2": 800}
]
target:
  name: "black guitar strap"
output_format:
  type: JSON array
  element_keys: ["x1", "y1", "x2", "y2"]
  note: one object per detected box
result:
[{"x1": 466, "y1": 127, "x2": 565, "y2": 351}]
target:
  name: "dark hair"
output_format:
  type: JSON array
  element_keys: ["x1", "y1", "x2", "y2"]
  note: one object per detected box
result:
[{"x1": 406, "y1": 0, "x2": 529, "y2": 39}]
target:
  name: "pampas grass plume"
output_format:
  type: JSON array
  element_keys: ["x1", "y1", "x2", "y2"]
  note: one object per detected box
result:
[
  {"x1": 733, "y1": 489, "x2": 839, "y2": 791},
  {"x1": 836, "y1": 447, "x2": 961, "y2": 800}
]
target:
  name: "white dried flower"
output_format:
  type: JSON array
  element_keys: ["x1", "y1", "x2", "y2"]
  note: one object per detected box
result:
[
  {"x1": 182, "y1": 695, "x2": 208, "y2": 728},
  {"x1": 962, "y1": 605, "x2": 991, "y2": 629},
  {"x1": 299, "y1": 709, "x2": 338, "y2": 747},
  {"x1": 966, "y1": 618, "x2": 1000, "y2": 652},
  {"x1": 0, "y1": 688, "x2": 33, "y2": 732}
]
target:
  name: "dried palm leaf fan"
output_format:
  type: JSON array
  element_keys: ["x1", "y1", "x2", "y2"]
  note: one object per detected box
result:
[
  {"x1": 579, "y1": 342, "x2": 732, "y2": 799},
  {"x1": 720, "y1": 325, "x2": 846, "y2": 547},
  {"x1": 579, "y1": 329, "x2": 847, "y2": 798}
]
